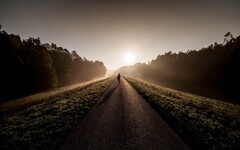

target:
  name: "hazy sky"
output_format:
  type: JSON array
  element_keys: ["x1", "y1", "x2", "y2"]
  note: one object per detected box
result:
[{"x1": 1, "y1": 0, "x2": 240, "y2": 70}]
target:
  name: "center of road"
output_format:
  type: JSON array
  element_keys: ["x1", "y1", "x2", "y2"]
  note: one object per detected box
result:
[{"x1": 59, "y1": 78, "x2": 189, "y2": 150}]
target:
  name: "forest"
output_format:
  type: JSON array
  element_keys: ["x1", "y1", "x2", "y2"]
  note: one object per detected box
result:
[
  {"x1": 0, "y1": 28, "x2": 106, "y2": 101},
  {"x1": 119, "y1": 32, "x2": 240, "y2": 103}
]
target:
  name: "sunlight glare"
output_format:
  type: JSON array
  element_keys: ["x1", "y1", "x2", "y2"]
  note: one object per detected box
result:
[{"x1": 123, "y1": 52, "x2": 136, "y2": 65}]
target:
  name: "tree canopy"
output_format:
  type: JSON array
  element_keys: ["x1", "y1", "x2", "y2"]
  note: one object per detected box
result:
[
  {"x1": 119, "y1": 33, "x2": 240, "y2": 103},
  {"x1": 0, "y1": 28, "x2": 106, "y2": 101}
]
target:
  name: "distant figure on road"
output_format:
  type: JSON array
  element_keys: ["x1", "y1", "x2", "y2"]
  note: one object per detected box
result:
[{"x1": 117, "y1": 73, "x2": 121, "y2": 84}]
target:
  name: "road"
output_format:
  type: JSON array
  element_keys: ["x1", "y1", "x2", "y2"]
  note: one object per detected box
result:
[{"x1": 59, "y1": 77, "x2": 189, "y2": 150}]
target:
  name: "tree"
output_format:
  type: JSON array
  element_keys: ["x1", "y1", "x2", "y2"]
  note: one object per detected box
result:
[
  {"x1": 48, "y1": 45, "x2": 72, "y2": 86},
  {"x1": 224, "y1": 32, "x2": 233, "y2": 44},
  {"x1": 118, "y1": 33, "x2": 240, "y2": 103},
  {"x1": 0, "y1": 29, "x2": 107, "y2": 101}
]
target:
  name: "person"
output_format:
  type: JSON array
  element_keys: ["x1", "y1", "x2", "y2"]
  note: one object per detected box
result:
[{"x1": 117, "y1": 73, "x2": 121, "y2": 84}]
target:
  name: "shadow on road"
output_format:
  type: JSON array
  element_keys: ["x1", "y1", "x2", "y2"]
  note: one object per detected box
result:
[{"x1": 98, "y1": 82, "x2": 119, "y2": 106}]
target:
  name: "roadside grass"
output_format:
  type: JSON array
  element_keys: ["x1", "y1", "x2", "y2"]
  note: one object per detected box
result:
[
  {"x1": 0, "y1": 77, "x2": 114, "y2": 150},
  {"x1": 0, "y1": 77, "x2": 108, "y2": 116},
  {"x1": 126, "y1": 77, "x2": 240, "y2": 150}
]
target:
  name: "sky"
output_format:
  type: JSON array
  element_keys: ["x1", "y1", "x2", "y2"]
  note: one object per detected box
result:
[{"x1": 1, "y1": 0, "x2": 240, "y2": 70}]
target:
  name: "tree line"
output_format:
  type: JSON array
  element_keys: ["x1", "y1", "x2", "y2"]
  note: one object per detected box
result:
[
  {"x1": 0, "y1": 28, "x2": 106, "y2": 101},
  {"x1": 119, "y1": 33, "x2": 240, "y2": 103}
]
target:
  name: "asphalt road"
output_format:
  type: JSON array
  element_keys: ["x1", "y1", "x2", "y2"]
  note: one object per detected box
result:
[{"x1": 59, "y1": 77, "x2": 189, "y2": 150}]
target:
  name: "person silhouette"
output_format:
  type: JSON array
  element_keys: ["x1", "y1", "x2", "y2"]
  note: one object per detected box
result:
[{"x1": 117, "y1": 73, "x2": 121, "y2": 84}]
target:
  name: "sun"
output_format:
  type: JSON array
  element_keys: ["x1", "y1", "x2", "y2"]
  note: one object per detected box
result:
[{"x1": 123, "y1": 52, "x2": 136, "y2": 65}]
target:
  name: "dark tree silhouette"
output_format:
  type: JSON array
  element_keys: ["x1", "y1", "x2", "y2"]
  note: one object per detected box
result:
[
  {"x1": 119, "y1": 33, "x2": 240, "y2": 103},
  {"x1": 224, "y1": 32, "x2": 233, "y2": 44},
  {"x1": 0, "y1": 28, "x2": 106, "y2": 101},
  {"x1": 48, "y1": 44, "x2": 72, "y2": 86}
]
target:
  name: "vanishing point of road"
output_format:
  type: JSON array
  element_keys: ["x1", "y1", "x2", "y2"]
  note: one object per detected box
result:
[{"x1": 59, "y1": 77, "x2": 189, "y2": 150}]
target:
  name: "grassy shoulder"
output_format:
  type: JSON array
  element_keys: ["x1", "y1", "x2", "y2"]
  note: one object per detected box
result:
[
  {"x1": 126, "y1": 77, "x2": 240, "y2": 150},
  {"x1": 0, "y1": 77, "x2": 108, "y2": 116},
  {"x1": 0, "y1": 77, "x2": 115, "y2": 150}
]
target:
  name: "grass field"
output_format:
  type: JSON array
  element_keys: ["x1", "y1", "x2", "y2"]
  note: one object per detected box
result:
[
  {"x1": 0, "y1": 77, "x2": 114, "y2": 150},
  {"x1": 126, "y1": 77, "x2": 240, "y2": 150},
  {"x1": 0, "y1": 77, "x2": 108, "y2": 116}
]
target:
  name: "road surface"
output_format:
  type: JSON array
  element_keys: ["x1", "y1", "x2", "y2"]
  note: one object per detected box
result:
[{"x1": 59, "y1": 78, "x2": 189, "y2": 150}]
